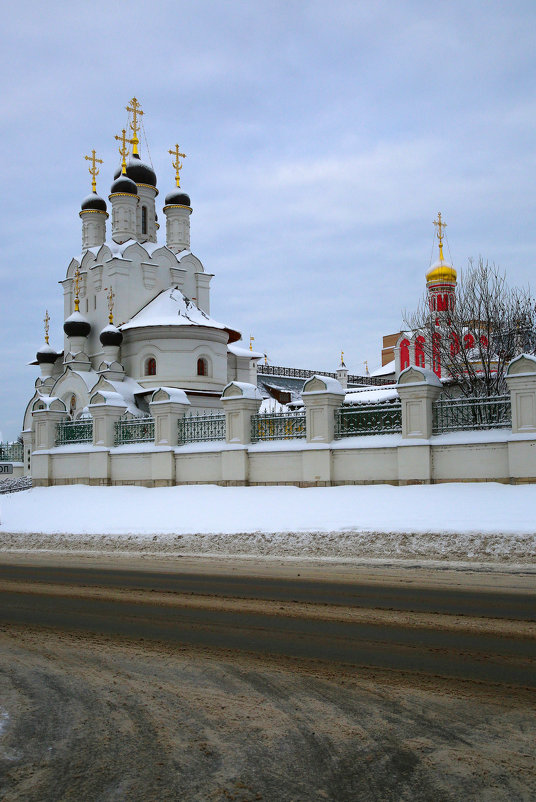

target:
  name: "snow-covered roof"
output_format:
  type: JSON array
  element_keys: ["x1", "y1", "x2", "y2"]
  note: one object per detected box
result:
[
  {"x1": 370, "y1": 360, "x2": 395, "y2": 377},
  {"x1": 121, "y1": 287, "x2": 240, "y2": 342},
  {"x1": 150, "y1": 387, "x2": 190, "y2": 405},
  {"x1": 302, "y1": 375, "x2": 345, "y2": 395},
  {"x1": 222, "y1": 381, "x2": 263, "y2": 400},
  {"x1": 344, "y1": 387, "x2": 399, "y2": 404},
  {"x1": 228, "y1": 343, "x2": 264, "y2": 359},
  {"x1": 90, "y1": 390, "x2": 128, "y2": 409}
]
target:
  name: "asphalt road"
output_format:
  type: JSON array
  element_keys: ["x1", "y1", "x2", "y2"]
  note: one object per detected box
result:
[
  {"x1": 1, "y1": 557, "x2": 535, "y2": 801},
  {"x1": 0, "y1": 561, "x2": 534, "y2": 688}
]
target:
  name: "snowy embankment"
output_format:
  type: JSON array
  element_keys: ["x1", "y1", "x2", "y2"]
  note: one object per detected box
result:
[{"x1": 0, "y1": 483, "x2": 535, "y2": 562}]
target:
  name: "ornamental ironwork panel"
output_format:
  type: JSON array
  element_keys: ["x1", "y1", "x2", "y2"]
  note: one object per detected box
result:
[
  {"x1": 257, "y1": 365, "x2": 394, "y2": 386},
  {"x1": 432, "y1": 395, "x2": 511, "y2": 434},
  {"x1": 177, "y1": 411, "x2": 226, "y2": 444},
  {"x1": 0, "y1": 442, "x2": 23, "y2": 462},
  {"x1": 251, "y1": 411, "x2": 306, "y2": 442},
  {"x1": 56, "y1": 419, "x2": 93, "y2": 445},
  {"x1": 114, "y1": 416, "x2": 155, "y2": 446},
  {"x1": 335, "y1": 402, "x2": 402, "y2": 438}
]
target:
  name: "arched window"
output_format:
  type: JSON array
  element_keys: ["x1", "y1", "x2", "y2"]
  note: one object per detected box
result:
[
  {"x1": 450, "y1": 332, "x2": 460, "y2": 356},
  {"x1": 145, "y1": 357, "x2": 156, "y2": 376},
  {"x1": 464, "y1": 332, "x2": 475, "y2": 350},
  {"x1": 400, "y1": 339, "x2": 410, "y2": 371},
  {"x1": 141, "y1": 206, "x2": 147, "y2": 235},
  {"x1": 197, "y1": 357, "x2": 208, "y2": 376},
  {"x1": 415, "y1": 336, "x2": 425, "y2": 367},
  {"x1": 69, "y1": 394, "x2": 77, "y2": 418}
]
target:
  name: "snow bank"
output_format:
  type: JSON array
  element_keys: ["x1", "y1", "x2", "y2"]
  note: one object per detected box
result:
[{"x1": 0, "y1": 484, "x2": 535, "y2": 562}]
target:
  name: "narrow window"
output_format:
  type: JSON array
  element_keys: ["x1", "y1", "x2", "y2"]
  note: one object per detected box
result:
[
  {"x1": 197, "y1": 357, "x2": 208, "y2": 376},
  {"x1": 142, "y1": 206, "x2": 147, "y2": 235},
  {"x1": 400, "y1": 339, "x2": 410, "y2": 371},
  {"x1": 145, "y1": 357, "x2": 156, "y2": 376},
  {"x1": 415, "y1": 336, "x2": 425, "y2": 367}
]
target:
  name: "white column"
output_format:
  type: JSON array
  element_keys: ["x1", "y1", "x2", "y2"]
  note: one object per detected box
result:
[
  {"x1": 302, "y1": 376, "x2": 345, "y2": 444},
  {"x1": 89, "y1": 398, "x2": 127, "y2": 447},
  {"x1": 397, "y1": 366, "x2": 442, "y2": 440},
  {"x1": 221, "y1": 382, "x2": 262, "y2": 445},
  {"x1": 505, "y1": 354, "x2": 536, "y2": 434}
]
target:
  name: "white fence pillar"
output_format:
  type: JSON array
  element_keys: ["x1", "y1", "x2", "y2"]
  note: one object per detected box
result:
[
  {"x1": 397, "y1": 366, "x2": 443, "y2": 439},
  {"x1": 221, "y1": 382, "x2": 262, "y2": 445},
  {"x1": 505, "y1": 354, "x2": 536, "y2": 434},
  {"x1": 31, "y1": 398, "x2": 68, "y2": 451},
  {"x1": 506, "y1": 354, "x2": 536, "y2": 483},
  {"x1": 89, "y1": 392, "x2": 127, "y2": 447},
  {"x1": 149, "y1": 387, "x2": 191, "y2": 446},
  {"x1": 302, "y1": 375, "x2": 345, "y2": 443}
]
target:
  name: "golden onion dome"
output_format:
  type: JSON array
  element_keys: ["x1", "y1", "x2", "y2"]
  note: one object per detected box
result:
[{"x1": 426, "y1": 259, "x2": 457, "y2": 284}]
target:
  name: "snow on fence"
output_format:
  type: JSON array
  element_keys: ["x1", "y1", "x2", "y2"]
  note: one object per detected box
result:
[
  {"x1": 432, "y1": 394, "x2": 511, "y2": 434},
  {"x1": 251, "y1": 410, "x2": 306, "y2": 442},
  {"x1": 0, "y1": 442, "x2": 23, "y2": 462},
  {"x1": 178, "y1": 411, "x2": 226, "y2": 444},
  {"x1": 335, "y1": 401, "x2": 402, "y2": 438},
  {"x1": 56, "y1": 419, "x2": 93, "y2": 446},
  {"x1": 114, "y1": 416, "x2": 155, "y2": 446}
]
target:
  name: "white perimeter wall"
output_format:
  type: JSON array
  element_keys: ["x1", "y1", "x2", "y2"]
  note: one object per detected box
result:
[{"x1": 31, "y1": 432, "x2": 536, "y2": 487}]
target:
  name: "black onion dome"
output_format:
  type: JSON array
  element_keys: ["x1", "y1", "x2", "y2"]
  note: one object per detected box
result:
[
  {"x1": 81, "y1": 193, "x2": 107, "y2": 212},
  {"x1": 110, "y1": 175, "x2": 138, "y2": 195},
  {"x1": 114, "y1": 154, "x2": 156, "y2": 187},
  {"x1": 99, "y1": 324, "x2": 123, "y2": 347},
  {"x1": 164, "y1": 189, "x2": 191, "y2": 206},
  {"x1": 64, "y1": 311, "x2": 91, "y2": 338},
  {"x1": 36, "y1": 343, "x2": 58, "y2": 364}
]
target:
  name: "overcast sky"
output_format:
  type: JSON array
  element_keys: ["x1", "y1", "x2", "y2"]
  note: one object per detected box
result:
[{"x1": 1, "y1": 0, "x2": 535, "y2": 439}]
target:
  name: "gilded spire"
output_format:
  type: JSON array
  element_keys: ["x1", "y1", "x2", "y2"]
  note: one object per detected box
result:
[
  {"x1": 84, "y1": 149, "x2": 103, "y2": 193},
  {"x1": 107, "y1": 286, "x2": 115, "y2": 324},
  {"x1": 115, "y1": 128, "x2": 131, "y2": 175},
  {"x1": 340, "y1": 349, "x2": 345, "y2": 367},
  {"x1": 169, "y1": 144, "x2": 186, "y2": 188},
  {"x1": 433, "y1": 212, "x2": 447, "y2": 263},
  {"x1": 44, "y1": 310, "x2": 50, "y2": 344},
  {"x1": 126, "y1": 97, "x2": 144, "y2": 156},
  {"x1": 73, "y1": 266, "x2": 81, "y2": 312},
  {"x1": 249, "y1": 335, "x2": 255, "y2": 351}
]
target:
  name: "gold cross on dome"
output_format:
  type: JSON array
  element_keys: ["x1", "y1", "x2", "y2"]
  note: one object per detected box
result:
[
  {"x1": 169, "y1": 144, "x2": 186, "y2": 188},
  {"x1": 73, "y1": 266, "x2": 81, "y2": 312},
  {"x1": 44, "y1": 310, "x2": 50, "y2": 344},
  {"x1": 433, "y1": 212, "x2": 447, "y2": 261},
  {"x1": 84, "y1": 149, "x2": 103, "y2": 193},
  {"x1": 249, "y1": 335, "x2": 255, "y2": 351},
  {"x1": 106, "y1": 286, "x2": 115, "y2": 324},
  {"x1": 126, "y1": 97, "x2": 144, "y2": 156},
  {"x1": 115, "y1": 129, "x2": 132, "y2": 175}
]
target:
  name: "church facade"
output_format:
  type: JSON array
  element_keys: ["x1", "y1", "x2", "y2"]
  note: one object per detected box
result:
[{"x1": 23, "y1": 99, "x2": 260, "y2": 462}]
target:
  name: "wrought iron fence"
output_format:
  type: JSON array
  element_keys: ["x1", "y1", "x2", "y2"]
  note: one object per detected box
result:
[
  {"x1": 178, "y1": 411, "x2": 226, "y2": 444},
  {"x1": 251, "y1": 410, "x2": 306, "y2": 442},
  {"x1": 433, "y1": 395, "x2": 511, "y2": 434},
  {"x1": 0, "y1": 441, "x2": 23, "y2": 462},
  {"x1": 257, "y1": 364, "x2": 394, "y2": 386},
  {"x1": 56, "y1": 419, "x2": 93, "y2": 445},
  {"x1": 335, "y1": 401, "x2": 402, "y2": 438},
  {"x1": 114, "y1": 416, "x2": 155, "y2": 446}
]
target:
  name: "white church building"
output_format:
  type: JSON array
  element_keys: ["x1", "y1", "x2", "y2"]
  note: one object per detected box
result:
[{"x1": 23, "y1": 98, "x2": 261, "y2": 451}]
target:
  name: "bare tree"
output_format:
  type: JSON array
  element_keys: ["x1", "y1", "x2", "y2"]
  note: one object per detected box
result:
[{"x1": 403, "y1": 258, "x2": 536, "y2": 397}]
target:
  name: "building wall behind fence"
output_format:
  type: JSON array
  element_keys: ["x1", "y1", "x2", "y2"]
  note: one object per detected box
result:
[{"x1": 30, "y1": 432, "x2": 534, "y2": 487}]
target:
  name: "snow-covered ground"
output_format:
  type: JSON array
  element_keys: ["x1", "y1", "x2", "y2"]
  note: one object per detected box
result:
[{"x1": 0, "y1": 483, "x2": 535, "y2": 562}]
